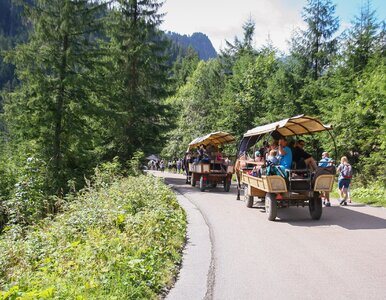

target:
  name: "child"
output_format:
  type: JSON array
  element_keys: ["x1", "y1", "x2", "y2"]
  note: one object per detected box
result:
[{"x1": 267, "y1": 149, "x2": 279, "y2": 165}]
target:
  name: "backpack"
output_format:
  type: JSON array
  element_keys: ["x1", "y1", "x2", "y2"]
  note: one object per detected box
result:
[{"x1": 341, "y1": 164, "x2": 353, "y2": 179}]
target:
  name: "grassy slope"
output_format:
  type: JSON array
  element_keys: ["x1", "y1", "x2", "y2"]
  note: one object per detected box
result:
[{"x1": 0, "y1": 175, "x2": 186, "y2": 299}]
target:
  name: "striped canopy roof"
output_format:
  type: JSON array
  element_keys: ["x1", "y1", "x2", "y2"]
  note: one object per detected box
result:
[{"x1": 238, "y1": 115, "x2": 333, "y2": 155}]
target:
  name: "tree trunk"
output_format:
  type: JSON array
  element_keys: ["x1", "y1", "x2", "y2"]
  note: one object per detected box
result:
[{"x1": 53, "y1": 34, "x2": 68, "y2": 192}]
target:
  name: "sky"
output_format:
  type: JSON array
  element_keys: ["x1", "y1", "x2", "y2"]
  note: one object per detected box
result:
[{"x1": 159, "y1": 0, "x2": 386, "y2": 53}]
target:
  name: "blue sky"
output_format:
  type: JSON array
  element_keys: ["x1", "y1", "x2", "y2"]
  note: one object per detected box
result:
[{"x1": 160, "y1": 0, "x2": 386, "y2": 53}]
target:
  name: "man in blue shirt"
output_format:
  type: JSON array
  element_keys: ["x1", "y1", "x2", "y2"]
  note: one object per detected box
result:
[
  {"x1": 278, "y1": 137, "x2": 292, "y2": 169},
  {"x1": 275, "y1": 137, "x2": 292, "y2": 177}
]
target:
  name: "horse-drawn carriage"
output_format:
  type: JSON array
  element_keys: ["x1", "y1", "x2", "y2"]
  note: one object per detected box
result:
[
  {"x1": 235, "y1": 115, "x2": 336, "y2": 221},
  {"x1": 187, "y1": 131, "x2": 235, "y2": 192}
]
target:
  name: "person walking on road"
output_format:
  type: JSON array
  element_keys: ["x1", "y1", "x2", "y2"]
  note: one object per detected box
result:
[
  {"x1": 337, "y1": 156, "x2": 353, "y2": 206},
  {"x1": 160, "y1": 160, "x2": 165, "y2": 172}
]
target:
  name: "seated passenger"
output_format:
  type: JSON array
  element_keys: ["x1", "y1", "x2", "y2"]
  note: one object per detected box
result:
[
  {"x1": 276, "y1": 137, "x2": 292, "y2": 177},
  {"x1": 265, "y1": 140, "x2": 278, "y2": 161},
  {"x1": 278, "y1": 137, "x2": 292, "y2": 169},
  {"x1": 292, "y1": 140, "x2": 317, "y2": 170},
  {"x1": 198, "y1": 144, "x2": 209, "y2": 162},
  {"x1": 318, "y1": 151, "x2": 333, "y2": 167},
  {"x1": 216, "y1": 148, "x2": 224, "y2": 162},
  {"x1": 237, "y1": 152, "x2": 250, "y2": 169},
  {"x1": 267, "y1": 149, "x2": 279, "y2": 165}
]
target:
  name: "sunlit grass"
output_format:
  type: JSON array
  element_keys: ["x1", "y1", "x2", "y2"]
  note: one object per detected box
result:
[
  {"x1": 0, "y1": 175, "x2": 187, "y2": 299},
  {"x1": 330, "y1": 181, "x2": 386, "y2": 207}
]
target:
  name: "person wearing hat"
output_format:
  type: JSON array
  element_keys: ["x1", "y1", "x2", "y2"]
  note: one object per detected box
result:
[{"x1": 318, "y1": 152, "x2": 333, "y2": 206}]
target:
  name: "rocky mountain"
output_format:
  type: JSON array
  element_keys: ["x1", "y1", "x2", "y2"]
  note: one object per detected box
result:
[{"x1": 166, "y1": 31, "x2": 217, "y2": 61}]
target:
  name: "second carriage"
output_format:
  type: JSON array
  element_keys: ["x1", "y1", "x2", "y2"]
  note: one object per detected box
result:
[{"x1": 187, "y1": 132, "x2": 235, "y2": 192}]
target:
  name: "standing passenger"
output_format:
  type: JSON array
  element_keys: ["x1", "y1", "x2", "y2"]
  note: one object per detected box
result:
[{"x1": 318, "y1": 152, "x2": 333, "y2": 206}]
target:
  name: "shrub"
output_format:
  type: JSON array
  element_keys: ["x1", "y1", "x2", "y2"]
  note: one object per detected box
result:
[
  {"x1": 0, "y1": 175, "x2": 186, "y2": 299},
  {"x1": 350, "y1": 181, "x2": 386, "y2": 207},
  {"x1": 127, "y1": 151, "x2": 145, "y2": 176},
  {"x1": 4, "y1": 156, "x2": 48, "y2": 227}
]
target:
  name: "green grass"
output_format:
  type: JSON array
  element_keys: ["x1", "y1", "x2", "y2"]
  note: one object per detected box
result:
[
  {"x1": 330, "y1": 180, "x2": 386, "y2": 207},
  {"x1": 0, "y1": 175, "x2": 187, "y2": 299}
]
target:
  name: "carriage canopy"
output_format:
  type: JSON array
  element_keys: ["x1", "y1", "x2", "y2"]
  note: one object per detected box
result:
[
  {"x1": 239, "y1": 115, "x2": 332, "y2": 155},
  {"x1": 188, "y1": 131, "x2": 235, "y2": 150}
]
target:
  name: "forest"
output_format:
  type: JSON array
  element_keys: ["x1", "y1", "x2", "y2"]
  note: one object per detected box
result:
[{"x1": 0, "y1": 0, "x2": 385, "y2": 231}]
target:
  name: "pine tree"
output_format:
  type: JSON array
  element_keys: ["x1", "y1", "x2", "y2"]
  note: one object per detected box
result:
[
  {"x1": 4, "y1": 0, "x2": 107, "y2": 194},
  {"x1": 344, "y1": 0, "x2": 380, "y2": 74},
  {"x1": 170, "y1": 46, "x2": 199, "y2": 91},
  {"x1": 106, "y1": 0, "x2": 169, "y2": 161},
  {"x1": 291, "y1": 0, "x2": 339, "y2": 80}
]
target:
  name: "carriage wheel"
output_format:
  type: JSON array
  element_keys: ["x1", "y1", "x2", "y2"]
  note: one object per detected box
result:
[
  {"x1": 224, "y1": 177, "x2": 231, "y2": 192},
  {"x1": 265, "y1": 193, "x2": 277, "y2": 221},
  {"x1": 199, "y1": 176, "x2": 205, "y2": 192},
  {"x1": 244, "y1": 187, "x2": 254, "y2": 208},
  {"x1": 309, "y1": 192, "x2": 322, "y2": 220}
]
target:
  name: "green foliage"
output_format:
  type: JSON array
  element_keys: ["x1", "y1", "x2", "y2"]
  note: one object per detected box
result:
[
  {"x1": 350, "y1": 181, "x2": 386, "y2": 206},
  {"x1": 220, "y1": 17, "x2": 257, "y2": 60},
  {"x1": 92, "y1": 157, "x2": 123, "y2": 189},
  {"x1": 343, "y1": 1, "x2": 380, "y2": 74},
  {"x1": 292, "y1": 0, "x2": 339, "y2": 80},
  {"x1": 0, "y1": 141, "x2": 52, "y2": 230},
  {"x1": 0, "y1": 174, "x2": 187, "y2": 299},
  {"x1": 104, "y1": 0, "x2": 170, "y2": 162},
  {"x1": 5, "y1": 156, "x2": 48, "y2": 227},
  {"x1": 169, "y1": 46, "x2": 200, "y2": 91},
  {"x1": 219, "y1": 51, "x2": 279, "y2": 136},
  {"x1": 0, "y1": 143, "x2": 17, "y2": 203},
  {"x1": 4, "y1": 0, "x2": 108, "y2": 195},
  {"x1": 163, "y1": 2, "x2": 385, "y2": 189},
  {"x1": 162, "y1": 59, "x2": 226, "y2": 158},
  {"x1": 320, "y1": 55, "x2": 386, "y2": 185},
  {"x1": 127, "y1": 151, "x2": 145, "y2": 176}
]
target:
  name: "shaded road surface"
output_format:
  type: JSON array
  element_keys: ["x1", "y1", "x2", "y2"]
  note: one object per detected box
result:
[{"x1": 152, "y1": 171, "x2": 386, "y2": 300}]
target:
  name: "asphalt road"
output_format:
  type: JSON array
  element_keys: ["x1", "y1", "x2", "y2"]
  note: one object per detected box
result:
[{"x1": 151, "y1": 171, "x2": 386, "y2": 300}]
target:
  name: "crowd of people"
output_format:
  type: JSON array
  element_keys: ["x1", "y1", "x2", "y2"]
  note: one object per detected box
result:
[
  {"x1": 147, "y1": 158, "x2": 184, "y2": 173},
  {"x1": 147, "y1": 144, "x2": 232, "y2": 179},
  {"x1": 186, "y1": 144, "x2": 231, "y2": 166}
]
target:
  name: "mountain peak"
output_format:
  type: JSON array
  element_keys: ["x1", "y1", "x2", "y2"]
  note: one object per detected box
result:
[{"x1": 166, "y1": 31, "x2": 217, "y2": 61}]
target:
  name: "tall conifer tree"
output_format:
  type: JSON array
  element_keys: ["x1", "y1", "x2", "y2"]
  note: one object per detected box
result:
[
  {"x1": 344, "y1": 1, "x2": 380, "y2": 74},
  {"x1": 291, "y1": 0, "x2": 339, "y2": 80},
  {"x1": 5, "y1": 0, "x2": 107, "y2": 194},
  {"x1": 106, "y1": 0, "x2": 169, "y2": 161}
]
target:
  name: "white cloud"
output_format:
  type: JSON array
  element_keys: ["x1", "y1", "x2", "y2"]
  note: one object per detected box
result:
[
  {"x1": 160, "y1": 0, "x2": 307, "y2": 53},
  {"x1": 160, "y1": 0, "x2": 386, "y2": 52}
]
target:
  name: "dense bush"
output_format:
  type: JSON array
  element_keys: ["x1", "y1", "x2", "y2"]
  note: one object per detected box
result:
[
  {"x1": 4, "y1": 156, "x2": 48, "y2": 227},
  {"x1": 350, "y1": 181, "x2": 386, "y2": 207},
  {"x1": 0, "y1": 174, "x2": 186, "y2": 299}
]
